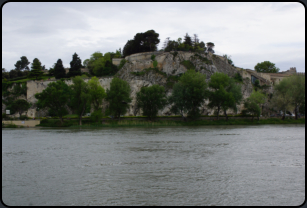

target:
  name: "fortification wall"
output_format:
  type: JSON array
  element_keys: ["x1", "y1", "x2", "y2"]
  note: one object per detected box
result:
[{"x1": 112, "y1": 58, "x2": 124, "y2": 66}]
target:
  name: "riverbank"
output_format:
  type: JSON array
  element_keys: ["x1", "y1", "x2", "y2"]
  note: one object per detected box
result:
[{"x1": 27, "y1": 117, "x2": 305, "y2": 128}]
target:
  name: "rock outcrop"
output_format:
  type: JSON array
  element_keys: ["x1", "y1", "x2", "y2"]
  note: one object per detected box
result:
[{"x1": 4, "y1": 51, "x2": 255, "y2": 117}]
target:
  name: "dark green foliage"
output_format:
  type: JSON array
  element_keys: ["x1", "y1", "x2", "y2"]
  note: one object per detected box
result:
[
  {"x1": 35, "y1": 80, "x2": 71, "y2": 124},
  {"x1": 254, "y1": 61, "x2": 280, "y2": 73},
  {"x1": 123, "y1": 30, "x2": 160, "y2": 57},
  {"x1": 233, "y1": 72, "x2": 243, "y2": 83},
  {"x1": 106, "y1": 77, "x2": 132, "y2": 120},
  {"x1": 180, "y1": 60, "x2": 195, "y2": 70},
  {"x1": 88, "y1": 76, "x2": 106, "y2": 111},
  {"x1": 191, "y1": 54, "x2": 212, "y2": 65},
  {"x1": 54, "y1": 59, "x2": 66, "y2": 79},
  {"x1": 11, "y1": 99, "x2": 31, "y2": 117},
  {"x1": 136, "y1": 85, "x2": 167, "y2": 120},
  {"x1": 28, "y1": 58, "x2": 44, "y2": 80},
  {"x1": 253, "y1": 79, "x2": 261, "y2": 91},
  {"x1": 244, "y1": 90, "x2": 266, "y2": 120},
  {"x1": 168, "y1": 70, "x2": 208, "y2": 119},
  {"x1": 184, "y1": 33, "x2": 192, "y2": 46},
  {"x1": 153, "y1": 60, "x2": 158, "y2": 68},
  {"x1": 208, "y1": 72, "x2": 242, "y2": 120},
  {"x1": 68, "y1": 53, "x2": 82, "y2": 77},
  {"x1": 151, "y1": 54, "x2": 156, "y2": 61},
  {"x1": 206, "y1": 42, "x2": 215, "y2": 53},
  {"x1": 90, "y1": 109, "x2": 104, "y2": 123},
  {"x1": 243, "y1": 100, "x2": 261, "y2": 121},
  {"x1": 69, "y1": 76, "x2": 91, "y2": 125},
  {"x1": 14, "y1": 56, "x2": 30, "y2": 71}
]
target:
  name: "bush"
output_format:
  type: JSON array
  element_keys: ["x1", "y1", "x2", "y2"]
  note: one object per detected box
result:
[{"x1": 90, "y1": 109, "x2": 103, "y2": 123}]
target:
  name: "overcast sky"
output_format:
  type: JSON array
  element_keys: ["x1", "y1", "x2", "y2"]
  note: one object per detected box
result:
[{"x1": 2, "y1": 2, "x2": 305, "y2": 72}]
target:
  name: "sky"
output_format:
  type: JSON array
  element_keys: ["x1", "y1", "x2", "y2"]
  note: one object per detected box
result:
[{"x1": 2, "y1": 2, "x2": 305, "y2": 72}]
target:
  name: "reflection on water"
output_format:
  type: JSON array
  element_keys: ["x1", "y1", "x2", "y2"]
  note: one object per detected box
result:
[{"x1": 2, "y1": 125, "x2": 305, "y2": 206}]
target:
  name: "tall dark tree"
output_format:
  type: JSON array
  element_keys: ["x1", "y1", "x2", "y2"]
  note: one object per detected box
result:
[
  {"x1": 68, "y1": 52, "x2": 82, "y2": 77},
  {"x1": 54, "y1": 59, "x2": 66, "y2": 79},
  {"x1": 14, "y1": 56, "x2": 30, "y2": 71},
  {"x1": 123, "y1": 30, "x2": 160, "y2": 57},
  {"x1": 206, "y1": 42, "x2": 215, "y2": 53},
  {"x1": 28, "y1": 58, "x2": 44, "y2": 80},
  {"x1": 183, "y1": 33, "x2": 192, "y2": 47},
  {"x1": 193, "y1": 34, "x2": 199, "y2": 47}
]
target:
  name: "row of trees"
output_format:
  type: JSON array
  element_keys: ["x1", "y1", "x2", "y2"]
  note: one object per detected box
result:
[
  {"x1": 33, "y1": 70, "x2": 245, "y2": 125},
  {"x1": 162, "y1": 33, "x2": 215, "y2": 54},
  {"x1": 6, "y1": 70, "x2": 304, "y2": 124}
]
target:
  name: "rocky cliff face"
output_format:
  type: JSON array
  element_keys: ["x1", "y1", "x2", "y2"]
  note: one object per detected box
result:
[
  {"x1": 116, "y1": 51, "x2": 253, "y2": 116},
  {"x1": 5, "y1": 51, "x2": 254, "y2": 117}
]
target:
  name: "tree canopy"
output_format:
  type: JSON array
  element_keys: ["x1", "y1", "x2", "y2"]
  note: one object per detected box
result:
[
  {"x1": 136, "y1": 84, "x2": 167, "y2": 120},
  {"x1": 88, "y1": 76, "x2": 106, "y2": 111},
  {"x1": 207, "y1": 72, "x2": 242, "y2": 120},
  {"x1": 11, "y1": 99, "x2": 31, "y2": 117},
  {"x1": 84, "y1": 51, "x2": 118, "y2": 76},
  {"x1": 54, "y1": 59, "x2": 66, "y2": 79},
  {"x1": 254, "y1": 61, "x2": 280, "y2": 73},
  {"x1": 35, "y1": 80, "x2": 71, "y2": 124},
  {"x1": 69, "y1": 76, "x2": 91, "y2": 125},
  {"x1": 14, "y1": 56, "x2": 30, "y2": 71},
  {"x1": 28, "y1": 58, "x2": 44, "y2": 80},
  {"x1": 168, "y1": 70, "x2": 208, "y2": 119},
  {"x1": 68, "y1": 53, "x2": 82, "y2": 77},
  {"x1": 105, "y1": 77, "x2": 131, "y2": 119},
  {"x1": 123, "y1": 30, "x2": 160, "y2": 57}
]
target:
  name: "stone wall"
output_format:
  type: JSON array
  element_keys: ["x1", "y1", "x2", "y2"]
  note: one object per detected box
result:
[{"x1": 112, "y1": 58, "x2": 124, "y2": 66}]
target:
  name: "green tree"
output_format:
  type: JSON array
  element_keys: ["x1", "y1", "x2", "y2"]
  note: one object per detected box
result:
[
  {"x1": 269, "y1": 75, "x2": 305, "y2": 120},
  {"x1": 208, "y1": 72, "x2": 231, "y2": 120},
  {"x1": 136, "y1": 84, "x2": 167, "y2": 120},
  {"x1": 105, "y1": 77, "x2": 132, "y2": 120},
  {"x1": 183, "y1": 33, "x2": 192, "y2": 47},
  {"x1": 70, "y1": 76, "x2": 91, "y2": 125},
  {"x1": 254, "y1": 61, "x2": 280, "y2": 73},
  {"x1": 243, "y1": 90, "x2": 266, "y2": 120},
  {"x1": 28, "y1": 58, "x2": 44, "y2": 80},
  {"x1": 284, "y1": 75, "x2": 305, "y2": 119},
  {"x1": 54, "y1": 59, "x2": 66, "y2": 79},
  {"x1": 168, "y1": 70, "x2": 208, "y2": 120},
  {"x1": 123, "y1": 30, "x2": 160, "y2": 57},
  {"x1": 206, "y1": 42, "x2": 215, "y2": 53},
  {"x1": 35, "y1": 80, "x2": 71, "y2": 124},
  {"x1": 68, "y1": 52, "x2": 82, "y2": 77},
  {"x1": 88, "y1": 76, "x2": 106, "y2": 111},
  {"x1": 11, "y1": 99, "x2": 31, "y2": 118},
  {"x1": 14, "y1": 56, "x2": 30, "y2": 71},
  {"x1": 221, "y1": 78, "x2": 243, "y2": 120}
]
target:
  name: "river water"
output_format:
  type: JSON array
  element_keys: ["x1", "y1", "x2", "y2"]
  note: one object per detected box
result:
[{"x1": 2, "y1": 124, "x2": 305, "y2": 206}]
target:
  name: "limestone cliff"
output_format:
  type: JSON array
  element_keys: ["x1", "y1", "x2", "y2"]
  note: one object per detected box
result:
[{"x1": 4, "y1": 51, "x2": 254, "y2": 117}]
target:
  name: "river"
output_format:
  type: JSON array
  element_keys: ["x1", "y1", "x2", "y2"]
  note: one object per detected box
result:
[{"x1": 2, "y1": 124, "x2": 305, "y2": 206}]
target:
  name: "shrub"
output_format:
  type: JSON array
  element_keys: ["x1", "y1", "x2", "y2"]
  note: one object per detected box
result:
[{"x1": 180, "y1": 60, "x2": 195, "y2": 70}]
